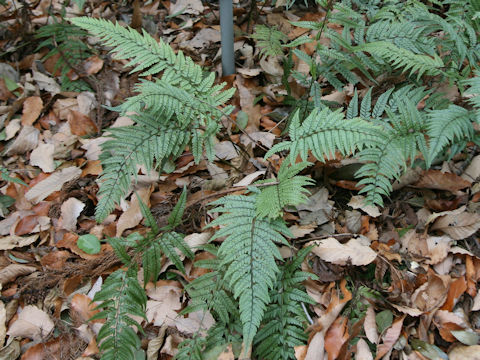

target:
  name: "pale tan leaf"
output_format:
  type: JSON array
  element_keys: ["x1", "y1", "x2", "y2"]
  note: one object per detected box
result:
[
  {"x1": 0, "y1": 264, "x2": 36, "y2": 285},
  {"x1": 147, "y1": 325, "x2": 167, "y2": 360},
  {"x1": 116, "y1": 184, "x2": 153, "y2": 236},
  {"x1": 0, "y1": 234, "x2": 38, "y2": 250},
  {"x1": 170, "y1": 0, "x2": 203, "y2": 15},
  {"x1": 234, "y1": 171, "x2": 266, "y2": 187},
  {"x1": 355, "y1": 338, "x2": 373, "y2": 360},
  {"x1": 5, "y1": 126, "x2": 39, "y2": 156},
  {"x1": 289, "y1": 224, "x2": 317, "y2": 238},
  {"x1": 5, "y1": 118, "x2": 21, "y2": 140},
  {"x1": 0, "y1": 301, "x2": 5, "y2": 347},
  {"x1": 7, "y1": 305, "x2": 54, "y2": 341},
  {"x1": 174, "y1": 310, "x2": 215, "y2": 335},
  {"x1": 21, "y1": 96, "x2": 43, "y2": 126},
  {"x1": 348, "y1": 196, "x2": 381, "y2": 218},
  {"x1": 390, "y1": 304, "x2": 423, "y2": 317},
  {"x1": 364, "y1": 306, "x2": 378, "y2": 344},
  {"x1": 375, "y1": 316, "x2": 405, "y2": 360},
  {"x1": 305, "y1": 332, "x2": 325, "y2": 360},
  {"x1": 431, "y1": 212, "x2": 480, "y2": 240},
  {"x1": 472, "y1": 291, "x2": 480, "y2": 311},
  {"x1": 400, "y1": 230, "x2": 453, "y2": 265},
  {"x1": 30, "y1": 143, "x2": 55, "y2": 173},
  {"x1": 0, "y1": 340, "x2": 20, "y2": 359},
  {"x1": 310, "y1": 237, "x2": 376, "y2": 266},
  {"x1": 57, "y1": 198, "x2": 85, "y2": 231},
  {"x1": 462, "y1": 155, "x2": 480, "y2": 182},
  {"x1": 146, "y1": 281, "x2": 182, "y2": 327},
  {"x1": 448, "y1": 345, "x2": 480, "y2": 360},
  {"x1": 25, "y1": 167, "x2": 82, "y2": 204},
  {"x1": 240, "y1": 131, "x2": 276, "y2": 149}
]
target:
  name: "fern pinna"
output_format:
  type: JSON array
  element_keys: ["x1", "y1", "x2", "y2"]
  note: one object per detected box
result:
[{"x1": 70, "y1": 17, "x2": 235, "y2": 222}]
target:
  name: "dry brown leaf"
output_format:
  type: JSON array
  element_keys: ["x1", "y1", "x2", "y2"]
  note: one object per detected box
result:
[
  {"x1": 21, "y1": 337, "x2": 62, "y2": 360},
  {"x1": 14, "y1": 214, "x2": 38, "y2": 235},
  {"x1": 5, "y1": 118, "x2": 21, "y2": 140},
  {"x1": 21, "y1": 96, "x2": 43, "y2": 126},
  {"x1": 25, "y1": 167, "x2": 82, "y2": 204},
  {"x1": 433, "y1": 310, "x2": 467, "y2": 342},
  {"x1": 390, "y1": 304, "x2": 424, "y2": 317},
  {"x1": 324, "y1": 316, "x2": 349, "y2": 360},
  {"x1": 146, "y1": 280, "x2": 183, "y2": 327},
  {"x1": 305, "y1": 332, "x2": 326, "y2": 360},
  {"x1": 355, "y1": 338, "x2": 373, "y2": 360},
  {"x1": 375, "y1": 316, "x2": 405, "y2": 360},
  {"x1": 30, "y1": 142, "x2": 55, "y2": 172},
  {"x1": 233, "y1": 171, "x2": 266, "y2": 187},
  {"x1": 116, "y1": 184, "x2": 153, "y2": 236},
  {"x1": 448, "y1": 345, "x2": 480, "y2": 360},
  {"x1": 462, "y1": 155, "x2": 480, "y2": 182},
  {"x1": 412, "y1": 270, "x2": 450, "y2": 312},
  {"x1": 310, "y1": 237, "x2": 376, "y2": 266},
  {"x1": 7, "y1": 305, "x2": 54, "y2": 341},
  {"x1": 0, "y1": 339, "x2": 20, "y2": 359},
  {"x1": 0, "y1": 264, "x2": 36, "y2": 285},
  {"x1": 68, "y1": 110, "x2": 98, "y2": 136},
  {"x1": 289, "y1": 224, "x2": 317, "y2": 238},
  {"x1": 57, "y1": 197, "x2": 85, "y2": 231},
  {"x1": 40, "y1": 250, "x2": 71, "y2": 270},
  {"x1": 364, "y1": 306, "x2": 378, "y2": 344},
  {"x1": 414, "y1": 169, "x2": 471, "y2": 192},
  {"x1": 5, "y1": 125, "x2": 39, "y2": 156},
  {"x1": 0, "y1": 234, "x2": 38, "y2": 250},
  {"x1": 440, "y1": 276, "x2": 467, "y2": 311},
  {"x1": 217, "y1": 344, "x2": 235, "y2": 360},
  {"x1": 70, "y1": 294, "x2": 99, "y2": 324},
  {"x1": 82, "y1": 55, "x2": 104, "y2": 75},
  {"x1": 431, "y1": 211, "x2": 480, "y2": 240},
  {"x1": 170, "y1": 0, "x2": 203, "y2": 14}
]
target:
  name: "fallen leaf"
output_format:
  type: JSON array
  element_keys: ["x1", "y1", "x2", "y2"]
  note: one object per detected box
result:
[
  {"x1": 348, "y1": 196, "x2": 381, "y2": 218},
  {"x1": 0, "y1": 234, "x2": 38, "y2": 250},
  {"x1": 0, "y1": 301, "x2": 5, "y2": 347},
  {"x1": 146, "y1": 281, "x2": 182, "y2": 327},
  {"x1": 21, "y1": 96, "x2": 43, "y2": 126},
  {"x1": 411, "y1": 270, "x2": 450, "y2": 312},
  {"x1": 30, "y1": 142, "x2": 55, "y2": 172},
  {"x1": 174, "y1": 310, "x2": 215, "y2": 335},
  {"x1": 21, "y1": 337, "x2": 62, "y2": 360},
  {"x1": 414, "y1": 170, "x2": 471, "y2": 192},
  {"x1": 70, "y1": 294, "x2": 100, "y2": 324},
  {"x1": 431, "y1": 211, "x2": 480, "y2": 240},
  {"x1": 233, "y1": 170, "x2": 266, "y2": 187},
  {"x1": 310, "y1": 236, "x2": 376, "y2": 266},
  {"x1": 5, "y1": 125, "x2": 39, "y2": 156},
  {"x1": 0, "y1": 264, "x2": 36, "y2": 285},
  {"x1": 448, "y1": 345, "x2": 480, "y2": 360},
  {"x1": 14, "y1": 214, "x2": 38, "y2": 235},
  {"x1": 68, "y1": 110, "x2": 98, "y2": 136},
  {"x1": 25, "y1": 167, "x2": 82, "y2": 204},
  {"x1": 355, "y1": 338, "x2": 373, "y2": 360},
  {"x1": 324, "y1": 316, "x2": 348, "y2": 360},
  {"x1": 7, "y1": 305, "x2": 54, "y2": 341},
  {"x1": 170, "y1": 0, "x2": 204, "y2": 15},
  {"x1": 375, "y1": 316, "x2": 405, "y2": 360},
  {"x1": 82, "y1": 55, "x2": 104, "y2": 75},
  {"x1": 433, "y1": 310, "x2": 467, "y2": 342},
  {"x1": 116, "y1": 184, "x2": 153, "y2": 236},
  {"x1": 364, "y1": 306, "x2": 378, "y2": 344},
  {"x1": 57, "y1": 197, "x2": 85, "y2": 231},
  {"x1": 5, "y1": 118, "x2": 21, "y2": 140},
  {"x1": 462, "y1": 155, "x2": 480, "y2": 182},
  {"x1": 400, "y1": 230, "x2": 453, "y2": 265},
  {"x1": 440, "y1": 276, "x2": 467, "y2": 311},
  {"x1": 40, "y1": 250, "x2": 71, "y2": 270}
]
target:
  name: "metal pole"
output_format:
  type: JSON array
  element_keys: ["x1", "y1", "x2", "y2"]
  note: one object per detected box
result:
[{"x1": 219, "y1": 0, "x2": 235, "y2": 75}]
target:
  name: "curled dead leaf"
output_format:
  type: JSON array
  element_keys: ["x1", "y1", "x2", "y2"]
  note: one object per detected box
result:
[{"x1": 309, "y1": 237, "x2": 376, "y2": 266}]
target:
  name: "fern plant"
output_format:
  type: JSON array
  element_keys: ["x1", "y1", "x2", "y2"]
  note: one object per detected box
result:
[
  {"x1": 91, "y1": 188, "x2": 193, "y2": 360},
  {"x1": 70, "y1": 17, "x2": 235, "y2": 222}
]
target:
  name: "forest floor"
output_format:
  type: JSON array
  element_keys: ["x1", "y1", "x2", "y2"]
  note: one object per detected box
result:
[{"x1": 1, "y1": 0, "x2": 480, "y2": 359}]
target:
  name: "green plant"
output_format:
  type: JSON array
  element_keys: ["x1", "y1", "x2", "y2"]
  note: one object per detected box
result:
[
  {"x1": 35, "y1": 18, "x2": 93, "y2": 91},
  {"x1": 66, "y1": 0, "x2": 480, "y2": 357},
  {"x1": 90, "y1": 188, "x2": 193, "y2": 360}
]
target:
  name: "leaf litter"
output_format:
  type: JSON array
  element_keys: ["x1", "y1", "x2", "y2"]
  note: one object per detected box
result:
[{"x1": 0, "y1": 1, "x2": 480, "y2": 359}]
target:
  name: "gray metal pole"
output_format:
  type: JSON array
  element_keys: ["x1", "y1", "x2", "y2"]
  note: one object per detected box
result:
[{"x1": 219, "y1": 0, "x2": 235, "y2": 75}]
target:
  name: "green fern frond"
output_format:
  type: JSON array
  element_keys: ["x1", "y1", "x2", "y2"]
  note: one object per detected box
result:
[
  {"x1": 207, "y1": 194, "x2": 291, "y2": 347},
  {"x1": 95, "y1": 115, "x2": 189, "y2": 222},
  {"x1": 254, "y1": 247, "x2": 317, "y2": 360},
  {"x1": 265, "y1": 108, "x2": 383, "y2": 164},
  {"x1": 355, "y1": 41, "x2": 444, "y2": 80},
  {"x1": 463, "y1": 72, "x2": 480, "y2": 118},
  {"x1": 176, "y1": 336, "x2": 206, "y2": 360},
  {"x1": 70, "y1": 18, "x2": 235, "y2": 222},
  {"x1": 90, "y1": 268, "x2": 147, "y2": 360},
  {"x1": 255, "y1": 161, "x2": 314, "y2": 219},
  {"x1": 251, "y1": 25, "x2": 288, "y2": 58},
  {"x1": 355, "y1": 133, "x2": 405, "y2": 206},
  {"x1": 427, "y1": 105, "x2": 474, "y2": 167}
]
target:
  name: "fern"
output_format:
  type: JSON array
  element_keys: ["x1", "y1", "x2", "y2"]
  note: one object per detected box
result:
[
  {"x1": 207, "y1": 194, "x2": 292, "y2": 347},
  {"x1": 254, "y1": 247, "x2": 317, "y2": 360},
  {"x1": 255, "y1": 161, "x2": 314, "y2": 219},
  {"x1": 90, "y1": 267, "x2": 147, "y2": 360},
  {"x1": 266, "y1": 107, "x2": 383, "y2": 164},
  {"x1": 251, "y1": 25, "x2": 288, "y2": 58},
  {"x1": 70, "y1": 17, "x2": 235, "y2": 222}
]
